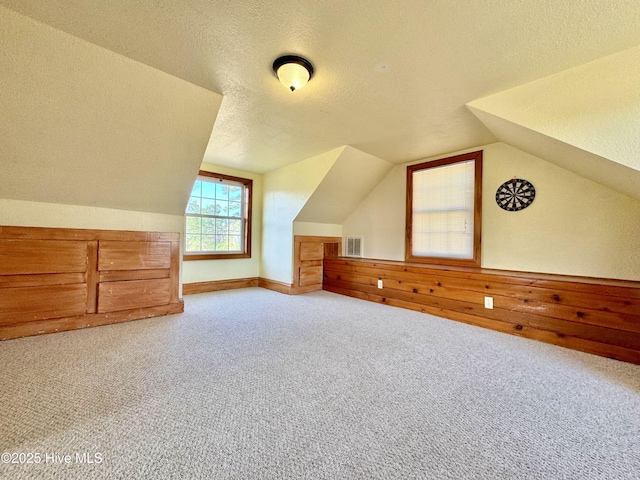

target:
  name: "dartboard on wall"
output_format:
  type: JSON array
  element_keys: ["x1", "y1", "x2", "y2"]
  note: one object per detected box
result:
[{"x1": 495, "y1": 178, "x2": 536, "y2": 211}]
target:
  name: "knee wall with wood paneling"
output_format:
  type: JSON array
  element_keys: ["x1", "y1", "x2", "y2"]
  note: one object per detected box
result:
[
  {"x1": 0, "y1": 226, "x2": 183, "y2": 340},
  {"x1": 323, "y1": 258, "x2": 640, "y2": 364}
]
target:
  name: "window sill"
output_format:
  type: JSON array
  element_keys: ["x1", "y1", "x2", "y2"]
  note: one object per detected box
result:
[
  {"x1": 183, "y1": 253, "x2": 251, "y2": 261},
  {"x1": 405, "y1": 254, "x2": 480, "y2": 268}
]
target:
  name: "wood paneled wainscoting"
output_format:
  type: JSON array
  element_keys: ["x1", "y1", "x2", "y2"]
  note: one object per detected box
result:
[
  {"x1": 323, "y1": 257, "x2": 640, "y2": 364},
  {"x1": 0, "y1": 226, "x2": 183, "y2": 340}
]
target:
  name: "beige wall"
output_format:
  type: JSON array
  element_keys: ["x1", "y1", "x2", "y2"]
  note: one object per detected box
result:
[
  {"x1": 182, "y1": 164, "x2": 263, "y2": 284},
  {"x1": 0, "y1": 198, "x2": 186, "y2": 292},
  {"x1": 343, "y1": 142, "x2": 640, "y2": 281},
  {"x1": 469, "y1": 45, "x2": 640, "y2": 173},
  {"x1": 467, "y1": 45, "x2": 640, "y2": 202},
  {"x1": 0, "y1": 6, "x2": 221, "y2": 216},
  {"x1": 293, "y1": 222, "x2": 342, "y2": 237},
  {"x1": 0, "y1": 198, "x2": 184, "y2": 233},
  {"x1": 261, "y1": 149, "x2": 341, "y2": 284}
]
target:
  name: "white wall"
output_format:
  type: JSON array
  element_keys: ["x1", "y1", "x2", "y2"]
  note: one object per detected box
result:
[
  {"x1": 0, "y1": 198, "x2": 186, "y2": 291},
  {"x1": 467, "y1": 45, "x2": 640, "y2": 202},
  {"x1": 343, "y1": 142, "x2": 640, "y2": 281},
  {"x1": 261, "y1": 149, "x2": 341, "y2": 284},
  {"x1": 293, "y1": 222, "x2": 342, "y2": 237},
  {"x1": 0, "y1": 6, "x2": 221, "y2": 216},
  {"x1": 295, "y1": 146, "x2": 392, "y2": 224},
  {"x1": 341, "y1": 166, "x2": 407, "y2": 261},
  {"x1": 182, "y1": 164, "x2": 263, "y2": 284},
  {"x1": 469, "y1": 45, "x2": 640, "y2": 172},
  {"x1": 0, "y1": 198, "x2": 184, "y2": 233}
]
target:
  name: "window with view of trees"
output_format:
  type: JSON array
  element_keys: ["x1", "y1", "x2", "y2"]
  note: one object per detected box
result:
[
  {"x1": 184, "y1": 171, "x2": 252, "y2": 260},
  {"x1": 406, "y1": 150, "x2": 482, "y2": 266}
]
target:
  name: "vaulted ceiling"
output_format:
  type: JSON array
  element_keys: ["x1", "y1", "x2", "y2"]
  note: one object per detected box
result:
[{"x1": 3, "y1": 0, "x2": 640, "y2": 176}]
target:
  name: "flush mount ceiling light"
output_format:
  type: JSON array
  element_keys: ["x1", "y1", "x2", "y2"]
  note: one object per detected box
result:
[{"x1": 272, "y1": 55, "x2": 314, "y2": 92}]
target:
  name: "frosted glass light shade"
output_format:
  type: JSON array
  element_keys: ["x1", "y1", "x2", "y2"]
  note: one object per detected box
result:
[{"x1": 272, "y1": 55, "x2": 314, "y2": 92}]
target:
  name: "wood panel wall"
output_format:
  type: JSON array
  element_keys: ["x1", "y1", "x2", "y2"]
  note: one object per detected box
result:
[
  {"x1": 0, "y1": 226, "x2": 183, "y2": 340},
  {"x1": 323, "y1": 257, "x2": 640, "y2": 364},
  {"x1": 293, "y1": 235, "x2": 342, "y2": 294}
]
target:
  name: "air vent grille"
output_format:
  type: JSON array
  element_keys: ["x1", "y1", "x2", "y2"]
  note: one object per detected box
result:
[{"x1": 345, "y1": 236, "x2": 363, "y2": 257}]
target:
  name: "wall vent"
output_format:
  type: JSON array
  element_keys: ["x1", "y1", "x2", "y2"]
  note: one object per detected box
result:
[{"x1": 345, "y1": 236, "x2": 363, "y2": 257}]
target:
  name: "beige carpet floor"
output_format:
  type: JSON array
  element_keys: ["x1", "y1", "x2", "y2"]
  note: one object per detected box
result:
[{"x1": 0, "y1": 288, "x2": 639, "y2": 479}]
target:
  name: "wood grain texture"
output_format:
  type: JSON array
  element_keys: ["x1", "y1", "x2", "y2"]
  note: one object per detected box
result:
[
  {"x1": 86, "y1": 241, "x2": 98, "y2": 314},
  {"x1": 0, "y1": 225, "x2": 183, "y2": 340},
  {"x1": 98, "y1": 278, "x2": 172, "y2": 313},
  {"x1": 258, "y1": 277, "x2": 294, "y2": 294},
  {"x1": 99, "y1": 269, "x2": 170, "y2": 283},
  {"x1": 324, "y1": 243, "x2": 340, "y2": 258},
  {"x1": 299, "y1": 266, "x2": 323, "y2": 286},
  {"x1": 98, "y1": 241, "x2": 171, "y2": 271},
  {"x1": 293, "y1": 235, "x2": 343, "y2": 293},
  {"x1": 183, "y1": 277, "x2": 259, "y2": 295},
  {"x1": 0, "y1": 273, "x2": 85, "y2": 288},
  {"x1": 0, "y1": 225, "x2": 179, "y2": 242},
  {"x1": 0, "y1": 301, "x2": 184, "y2": 341},
  {"x1": 299, "y1": 243, "x2": 324, "y2": 261},
  {"x1": 0, "y1": 285, "x2": 87, "y2": 325},
  {"x1": 324, "y1": 257, "x2": 640, "y2": 364},
  {"x1": 170, "y1": 240, "x2": 180, "y2": 304},
  {"x1": 0, "y1": 239, "x2": 87, "y2": 274}
]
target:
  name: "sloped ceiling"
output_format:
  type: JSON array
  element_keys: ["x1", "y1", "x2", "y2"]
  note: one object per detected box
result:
[
  {"x1": 0, "y1": 7, "x2": 221, "y2": 215},
  {"x1": 296, "y1": 146, "x2": 392, "y2": 224},
  {"x1": 467, "y1": 46, "x2": 640, "y2": 200},
  {"x1": 2, "y1": 0, "x2": 640, "y2": 173}
]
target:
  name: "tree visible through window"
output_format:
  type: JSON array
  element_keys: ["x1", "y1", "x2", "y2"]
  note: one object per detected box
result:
[
  {"x1": 184, "y1": 171, "x2": 252, "y2": 260},
  {"x1": 406, "y1": 150, "x2": 482, "y2": 266}
]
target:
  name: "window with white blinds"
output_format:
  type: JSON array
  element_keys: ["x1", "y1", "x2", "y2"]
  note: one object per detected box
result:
[{"x1": 406, "y1": 151, "x2": 482, "y2": 266}]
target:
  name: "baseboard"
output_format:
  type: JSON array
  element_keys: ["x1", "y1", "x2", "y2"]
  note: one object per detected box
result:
[
  {"x1": 257, "y1": 278, "x2": 322, "y2": 295},
  {"x1": 183, "y1": 277, "x2": 259, "y2": 295},
  {"x1": 324, "y1": 257, "x2": 640, "y2": 365},
  {"x1": 183, "y1": 277, "x2": 322, "y2": 296},
  {"x1": 258, "y1": 277, "x2": 294, "y2": 294},
  {"x1": 0, "y1": 301, "x2": 185, "y2": 341},
  {"x1": 290, "y1": 284, "x2": 323, "y2": 294}
]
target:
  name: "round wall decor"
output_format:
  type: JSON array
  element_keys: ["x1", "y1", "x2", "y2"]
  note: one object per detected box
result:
[{"x1": 495, "y1": 178, "x2": 535, "y2": 211}]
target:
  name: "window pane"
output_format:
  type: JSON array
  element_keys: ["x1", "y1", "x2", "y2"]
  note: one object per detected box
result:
[
  {"x1": 191, "y1": 181, "x2": 201, "y2": 197},
  {"x1": 186, "y1": 216, "x2": 201, "y2": 234},
  {"x1": 216, "y1": 200, "x2": 229, "y2": 216},
  {"x1": 412, "y1": 159, "x2": 475, "y2": 260},
  {"x1": 215, "y1": 235, "x2": 229, "y2": 251},
  {"x1": 228, "y1": 219, "x2": 241, "y2": 234},
  {"x1": 202, "y1": 198, "x2": 216, "y2": 215},
  {"x1": 201, "y1": 181, "x2": 216, "y2": 199},
  {"x1": 229, "y1": 186, "x2": 242, "y2": 201},
  {"x1": 215, "y1": 218, "x2": 228, "y2": 234},
  {"x1": 216, "y1": 183, "x2": 229, "y2": 200},
  {"x1": 202, "y1": 235, "x2": 215, "y2": 251},
  {"x1": 185, "y1": 234, "x2": 201, "y2": 252},
  {"x1": 186, "y1": 197, "x2": 201, "y2": 214},
  {"x1": 202, "y1": 217, "x2": 215, "y2": 234},
  {"x1": 185, "y1": 172, "x2": 252, "y2": 258},
  {"x1": 228, "y1": 201, "x2": 241, "y2": 217},
  {"x1": 229, "y1": 235, "x2": 241, "y2": 251}
]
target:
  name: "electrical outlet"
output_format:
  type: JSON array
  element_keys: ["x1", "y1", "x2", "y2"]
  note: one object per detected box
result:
[
  {"x1": 377, "y1": 279, "x2": 383, "y2": 289},
  {"x1": 484, "y1": 296, "x2": 494, "y2": 309}
]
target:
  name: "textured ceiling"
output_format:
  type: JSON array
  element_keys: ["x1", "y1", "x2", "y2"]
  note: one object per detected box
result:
[
  {"x1": 0, "y1": 7, "x2": 221, "y2": 215},
  {"x1": 3, "y1": 0, "x2": 640, "y2": 173},
  {"x1": 467, "y1": 44, "x2": 640, "y2": 201}
]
